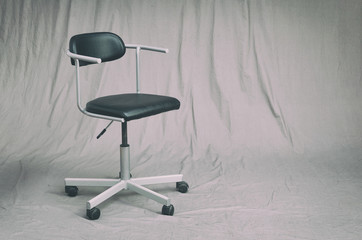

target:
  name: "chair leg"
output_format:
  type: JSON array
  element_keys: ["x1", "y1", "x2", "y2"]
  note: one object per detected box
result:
[
  {"x1": 130, "y1": 174, "x2": 184, "y2": 186},
  {"x1": 127, "y1": 181, "x2": 171, "y2": 206},
  {"x1": 65, "y1": 178, "x2": 120, "y2": 187},
  {"x1": 87, "y1": 180, "x2": 127, "y2": 210}
]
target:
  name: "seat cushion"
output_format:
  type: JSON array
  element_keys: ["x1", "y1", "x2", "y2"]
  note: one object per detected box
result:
[{"x1": 85, "y1": 93, "x2": 180, "y2": 121}]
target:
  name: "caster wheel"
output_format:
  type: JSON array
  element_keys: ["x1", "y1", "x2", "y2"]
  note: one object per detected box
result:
[
  {"x1": 176, "y1": 181, "x2": 189, "y2": 193},
  {"x1": 87, "y1": 208, "x2": 101, "y2": 220},
  {"x1": 162, "y1": 204, "x2": 174, "y2": 216},
  {"x1": 65, "y1": 186, "x2": 78, "y2": 197}
]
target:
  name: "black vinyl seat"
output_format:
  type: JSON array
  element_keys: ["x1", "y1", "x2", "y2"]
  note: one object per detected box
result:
[{"x1": 86, "y1": 93, "x2": 180, "y2": 121}]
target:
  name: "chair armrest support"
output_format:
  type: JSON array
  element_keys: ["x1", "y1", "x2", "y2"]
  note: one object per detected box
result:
[
  {"x1": 66, "y1": 50, "x2": 102, "y2": 64},
  {"x1": 124, "y1": 44, "x2": 168, "y2": 93},
  {"x1": 125, "y1": 44, "x2": 169, "y2": 53}
]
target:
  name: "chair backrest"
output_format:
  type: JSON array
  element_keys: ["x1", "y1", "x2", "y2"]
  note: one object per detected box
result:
[{"x1": 69, "y1": 32, "x2": 126, "y2": 66}]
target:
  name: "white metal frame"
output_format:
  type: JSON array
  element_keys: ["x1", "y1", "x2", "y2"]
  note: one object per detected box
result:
[{"x1": 65, "y1": 43, "x2": 184, "y2": 213}]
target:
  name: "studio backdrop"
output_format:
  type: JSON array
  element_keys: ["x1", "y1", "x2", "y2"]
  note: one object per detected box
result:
[{"x1": 0, "y1": 0, "x2": 361, "y2": 239}]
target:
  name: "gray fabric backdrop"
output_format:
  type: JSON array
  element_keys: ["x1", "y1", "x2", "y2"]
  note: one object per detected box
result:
[{"x1": 1, "y1": 0, "x2": 361, "y2": 239}]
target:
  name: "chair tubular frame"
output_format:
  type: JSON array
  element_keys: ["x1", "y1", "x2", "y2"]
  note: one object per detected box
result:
[{"x1": 66, "y1": 44, "x2": 168, "y2": 122}]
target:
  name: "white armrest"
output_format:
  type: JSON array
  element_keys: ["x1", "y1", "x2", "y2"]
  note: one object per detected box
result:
[
  {"x1": 125, "y1": 44, "x2": 169, "y2": 53},
  {"x1": 66, "y1": 50, "x2": 102, "y2": 64}
]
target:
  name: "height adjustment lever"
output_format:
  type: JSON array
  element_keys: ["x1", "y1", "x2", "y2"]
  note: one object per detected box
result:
[{"x1": 96, "y1": 121, "x2": 114, "y2": 139}]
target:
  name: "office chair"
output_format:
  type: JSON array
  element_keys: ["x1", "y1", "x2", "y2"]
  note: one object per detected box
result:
[{"x1": 65, "y1": 32, "x2": 189, "y2": 220}]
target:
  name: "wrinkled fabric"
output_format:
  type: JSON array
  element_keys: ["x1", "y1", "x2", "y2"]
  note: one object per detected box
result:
[{"x1": 0, "y1": 0, "x2": 361, "y2": 239}]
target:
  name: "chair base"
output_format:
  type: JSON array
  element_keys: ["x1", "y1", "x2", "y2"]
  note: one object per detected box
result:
[
  {"x1": 64, "y1": 174, "x2": 185, "y2": 218},
  {"x1": 64, "y1": 122, "x2": 188, "y2": 219}
]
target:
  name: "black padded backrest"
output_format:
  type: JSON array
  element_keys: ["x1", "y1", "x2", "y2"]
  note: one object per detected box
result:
[{"x1": 69, "y1": 32, "x2": 126, "y2": 66}]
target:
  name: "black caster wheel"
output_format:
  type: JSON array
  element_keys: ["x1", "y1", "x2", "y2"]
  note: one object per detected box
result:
[
  {"x1": 162, "y1": 204, "x2": 174, "y2": 216},
  {"x1": 176, "y1": 181, "x2": 189, "y2": 193},
  {"x1": 65, "y1": 186, "x2": 78, "y2": 197},
  {"x1": 87, "y1": 207, "x2": 101, "y2": 220}
]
